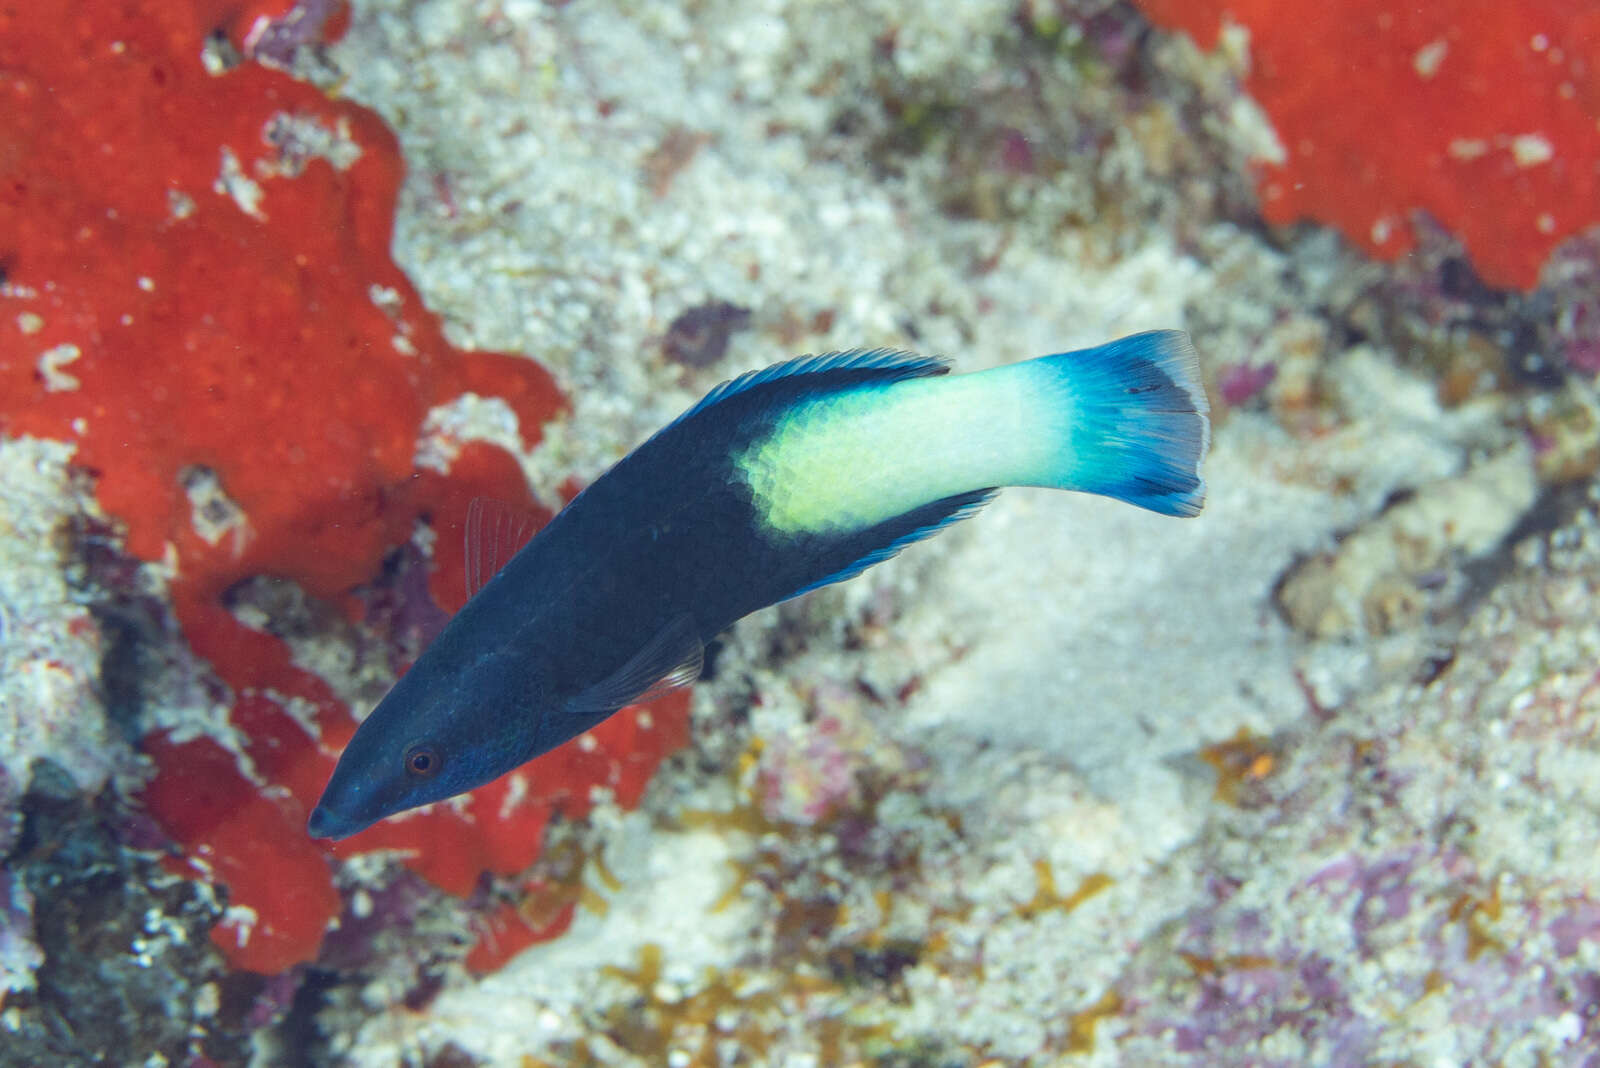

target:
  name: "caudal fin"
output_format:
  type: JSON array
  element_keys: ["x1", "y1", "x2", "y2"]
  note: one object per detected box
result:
[{"x1": 1040, "y1": 330, "x2": 1210, "y2": 517}]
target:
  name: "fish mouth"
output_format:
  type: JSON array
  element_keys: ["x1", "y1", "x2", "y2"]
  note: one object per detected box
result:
[{"x1": 306, "y1": 802, "x2": 370, "y2": 840}]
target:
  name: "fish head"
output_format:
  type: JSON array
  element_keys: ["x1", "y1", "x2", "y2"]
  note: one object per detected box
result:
[{"x1": 307, "y1": 637, "x2": 546, "y2": 840}]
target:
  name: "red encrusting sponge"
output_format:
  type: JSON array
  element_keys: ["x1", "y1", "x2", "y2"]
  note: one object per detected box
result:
[{"x1": 1134, "y1": 0, "x2": 1600, "y2": 291}]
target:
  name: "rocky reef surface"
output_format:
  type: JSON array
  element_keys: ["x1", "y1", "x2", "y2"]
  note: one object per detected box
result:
[{"x1": 2, "y1": 1, "x2": 1597, "y2": 1065}]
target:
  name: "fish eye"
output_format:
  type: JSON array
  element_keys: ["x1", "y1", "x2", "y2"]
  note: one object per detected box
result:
[{"x1": 403, "y1": 744, "x2": 441, "y2": 778}]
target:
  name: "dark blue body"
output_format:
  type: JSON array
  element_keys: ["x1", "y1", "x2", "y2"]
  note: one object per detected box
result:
[
  {"x1": 309, "y1": 335, "x2": 1206, "y2": 838},
  {"x1": 478, "y1": 359, "x2": 972, "y2": 709},
  {"x1": 309, "y1": 353, "x2": 979, "y2": 838}
]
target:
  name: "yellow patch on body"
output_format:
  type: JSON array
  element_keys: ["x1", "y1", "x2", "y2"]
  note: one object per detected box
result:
[{"x1": 734, "y1": 362, "x2": 1072, "y2": 536}]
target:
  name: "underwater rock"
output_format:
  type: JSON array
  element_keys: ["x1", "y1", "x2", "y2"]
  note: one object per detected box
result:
[
  {"x1": 0, "y1": 868, "x2": 43, "y2": 1002},
  {"x1": 1, "y1": 765, "x2": 249, "y2": 1065},
  {"x1": 1527, "y1": 383, "x2": 1600, "y2": 485},
  {"x1": 1277, "y1": 444, "x2": 1539, "y2": 639},
  {"x1": 0, "y1": 439, "x2": 123, "y2": 821},
  {"x1": 1112, "y1": 503, "x2": 1600, "y2": 1064}
]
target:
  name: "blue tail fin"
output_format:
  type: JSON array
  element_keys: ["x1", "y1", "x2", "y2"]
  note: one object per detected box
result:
[{"x1": 1045, "y1": 330, "x2": 1209, "y2": 517}]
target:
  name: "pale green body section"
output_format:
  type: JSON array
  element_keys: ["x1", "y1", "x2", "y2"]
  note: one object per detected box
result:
[{"x1": 734, "y1": 360, "x2": 1070, "y2": 536}]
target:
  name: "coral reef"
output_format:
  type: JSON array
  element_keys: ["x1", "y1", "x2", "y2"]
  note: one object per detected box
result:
[
  {"x1": 300, "y1": 1, "x2": 1599, "y2": 1064},
  {"x1": 3, "y1": 0, "x2": 1599, "y2": 1063}
]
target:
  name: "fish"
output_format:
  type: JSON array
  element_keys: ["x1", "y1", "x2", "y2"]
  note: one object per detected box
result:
[{"x1": 308, "y1": 330, "x2": 1210, "y2": 839}]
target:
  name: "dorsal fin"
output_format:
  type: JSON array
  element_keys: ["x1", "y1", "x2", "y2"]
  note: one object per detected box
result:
[
  {"x1": 464, "y1": 497, "x2": 539, "y2": 598},
  {"x1": 675, "y1": 348, "x2": 949, "y2": 426}
]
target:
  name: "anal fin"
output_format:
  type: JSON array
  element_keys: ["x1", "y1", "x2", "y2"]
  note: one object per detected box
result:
[{"x1": 783, "y1": 488, "x2": 996, "y2": 602}]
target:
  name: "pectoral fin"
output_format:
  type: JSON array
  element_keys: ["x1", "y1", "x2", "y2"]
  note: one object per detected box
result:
[
  {"x1": 465, "y1": 497, "x2": 540, "y2": 598},
  {"x1": 568, "y1": 613, "x2": 703, "y2": 715}
]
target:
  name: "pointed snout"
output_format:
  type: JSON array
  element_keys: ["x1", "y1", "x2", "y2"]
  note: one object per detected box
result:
[{"x1": 306, "y1": 803, "x2": 344, "y2": 840}]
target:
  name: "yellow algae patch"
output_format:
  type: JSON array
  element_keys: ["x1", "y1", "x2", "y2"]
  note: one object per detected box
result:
[
  {"x1": 1065, "y1": 988, "x2": 1125, "y2": 1054},
  {"x1": 1198, "y1": 728, "x2": 1280, "y2": 806},
  {"x1": 1018, "y1": 859, "x2": 1114, "y2": 920}
]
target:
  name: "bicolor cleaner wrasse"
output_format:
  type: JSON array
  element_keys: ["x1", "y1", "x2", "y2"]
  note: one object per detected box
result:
[{"x1": 308, "y1": 331, "x2": 1210, "y2": 838}]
